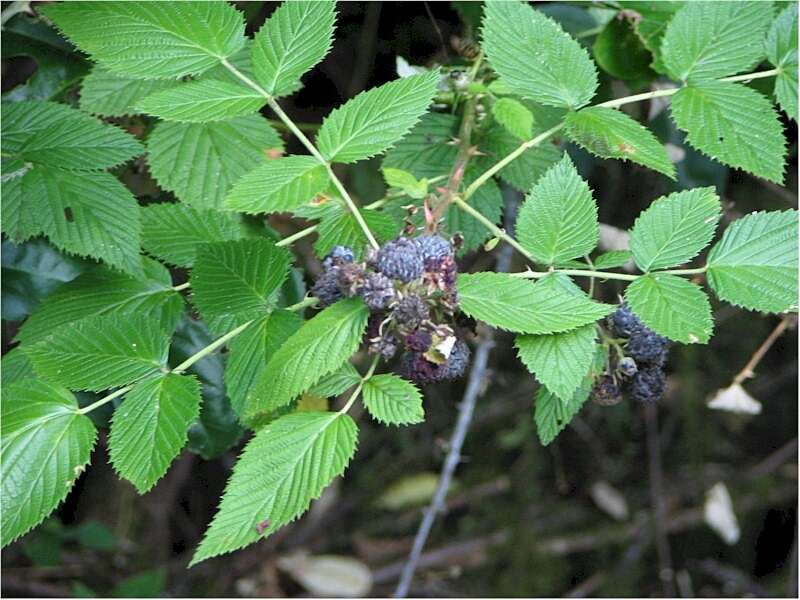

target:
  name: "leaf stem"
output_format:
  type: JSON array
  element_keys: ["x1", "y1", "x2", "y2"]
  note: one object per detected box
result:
[
  {"x1": 172, "y1": 282, "x2": 191, "y2": 292},
  {"x1": 338, "y1": 355, "x2": 380, "y2": 415},
  {"x1": 220, "y1": 58, "x2": 380, "y2": 250},
  {"x1": 511, "y1": 269, "x2": 640, "y2": 282},
  {"x1": 76, "y1": 297, "x2": 318, "y2": 416},
  {"x1": 452, "y1": 196, "x2": 535, "y2": 261}
]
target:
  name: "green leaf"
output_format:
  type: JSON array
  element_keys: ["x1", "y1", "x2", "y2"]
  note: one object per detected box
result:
[
  {"x1": 224, "y1": 156, "x2": 329, "y2": 214},
  {"x1": 79, "y1": 66, "x2": 178, "y2": 117},
  {"x1": 2, "y1": 101, "x2": 142, "y2": 171},
  {"x1": 41, "y1": 1, "x2": 246, "y2": 79},
  {"x1": 1, "y1": 380, "x2": 97, "y2": 547},
  {"x1": 593, "y1": 15, "x2": 655, "y2": 82},
  {"x1": 444, "y1": 171, "x2": 504, "y2": 253},
  {"x1": 765, "y1": 3, "x2": 798, "y2": 121},
  {"x1": 9, "y1": 166, "x2": 142, "y2": 275},
  {"x1": 190, "y1": 239, "x2": 292, "y2": 336},
  {"x1": 564, "y1": 106, "x2": 675, "y2": 179},
  {"x1": 141, "y1": 203, "x2": 245, "y2": 267},
  {"x1": 516, "y1": 323, "x2": 596, "y2": 401},
  {"x1": 534, "y1": 380, "x2": 590, "y2": 446},
  {"x1": 629, "y1": 187, "x2": 721, "y2": 272},
  {"x1": 25, "y1": 314, "x2": 171, "y2": 391},
  {"x1": 109, "y1": 374, "x2": 201, "y2": 493},
  {"x1": 316, "y1": 71, "x2": 440, "y2": 163},
  {"x1": 516, "y1": 154, "x2": 598, "y2": 265},
  {"x1": 382, "y1": 113, "x2": 459, "y2": 179},
  {"x1": 190, "y1": 411, "x2": 357, "y2": 565},
  {"x1": 313, "y1": 207, "x2": 398, "y2": 259},
  {"x1": 706, "y1": 209, "x2": 798, "y2": 313},
  {"x1": 362, "y1": 374, "x2": 424, "y2": 426},
  {"x1": 382, "y1": 168, "x2": 428, "y2": 199},
  {"x1": 593, "y1": 250, "x2": 632, "y2": 270},
  {"x1": 457, "y1": 272, "x2": 613, "y2": 334},
  {"x1": 225, "y1": 311, "x2": 303, "y2": 416},
  {"x1": 137, "y1": 80, "x2": 265, "y2": 122},
  {"x1": 147, "y1": 115, "x2": 284, "y2": 210},
  {"x1": 670, "y1": 82, "x2": 787, "y2": 184},
  {"x1": 481, "y1": 0, "x2": 598, "y2": 108},
  {"x1": 245, "y1": 298, "x2": 370, "y2": 417},
  {"x1": 307, "y1": 363, "x2": 361, "y2": 398},
  {"x1": 625, "y1": 273, "x2": 713, "y2": 343},
  {"x1": 491, "y1": 97, "x2": 534, "y2": 140},
  {"x1": 252, "y1": 0, "x2": 336, "y2": 97},
  {"x1": 626, "y1": 1, "x2": 684, "y2": 74},
  {"x1": 1, "y1": 348, "x2": 37, "y2": 391},
  {"x1": 660, "y1": 1, "x2": 773, "y2": 83},
  {"x1": 1, "y1": 174, "x2": 39, "y2": 244},
  {"x1": 16, "y1": 258, "x2": 182, "y2": 346}
]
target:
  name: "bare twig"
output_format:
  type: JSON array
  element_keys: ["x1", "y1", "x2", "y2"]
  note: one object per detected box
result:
[
  {"x1": 733, "y1": 316, "x2": 795, "y2": 385},
  {"x1": 644, "y1": 403, "x2": 675, "y2": 597}
]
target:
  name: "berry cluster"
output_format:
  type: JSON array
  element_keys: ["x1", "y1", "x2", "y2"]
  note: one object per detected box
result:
[
  {"x1": 591, "y1": 305, "x2": 670, "y2": 405},
  {"x1": 311, "y1": 235, "x2": 469, "y2": 384}
]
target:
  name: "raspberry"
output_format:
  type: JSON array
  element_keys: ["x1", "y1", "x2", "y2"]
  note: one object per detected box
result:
[
  {"x1": 400, "y1": 352, "x2": 443, "y2": 384},
  {"x1": 590, "y1": 375, "x2": 622, "y2": 406},
  {"x1": 358, "y1": 272, "x2": 396, "y2": 311},
  {"x1": 441, "y1": 339, "x2": 470, "y2": 379},
  {"x1": 628, "y1": 366, "x2": 666, "y2": 403},
  {"x1": 414, "y1": 234, "x2": 453, "y2": 264},
  {"x1": 376, "y1": 237, "x2": 424, "y2": 282},
  {"x1": 626, "y1": 331, "x2": 668, "y2": 366},
  {"x1": 403, "y1": 329, "x2": 433, "y2": 352},
  {"x1": 607, "y1": 304, "x2": 643, "y2": 338},
  {"x1": 311, "y1": 268, "x2": 343, "y2": 306},
  {"x1": 392, "y1": 294, "x2": 430, "y2": 329},
  {"x1": 322, "y1": 245, "x2": 355, "y2": 270},
  {"x1": 617, "y1": 356, "x2": 638, "y2": 378},
  {"x1": 369, "y1": 332, "x2": 399, "y2": 359}
]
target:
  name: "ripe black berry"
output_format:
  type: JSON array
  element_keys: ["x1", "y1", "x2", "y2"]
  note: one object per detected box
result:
[
  {"x1": 323, "y1": 245, "x2": 354, "y2": 270},
  {"x1": 414, "y1": 234, "x2": 453, "y2": 264},
  {"x1": 358, "y1": 272, "x2": 396, "y2": 311},
  {"x1": 607, "y1": 304, "x2": 643, "y2": 338},
  {"x1": 311, "y1": 268, "x2": 343, "y2": 306},
  {"x1": 625, "y1": 331, "x2": 668, "y2": 366},
  {"x1": 392, "y1": 294, "x2": 430, "y2": 330},
  {"x1": 629, "y1": 366, "x2": 666, "y2": 403},
  {"x1": 376, "y1": 237, "x2": 424, "y2": 282},
  {"x1": 441, "y1": 339, "x2": 470, "y2": 379}
]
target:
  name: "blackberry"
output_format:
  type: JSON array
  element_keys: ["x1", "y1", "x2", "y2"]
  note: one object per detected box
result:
[
  {"x1": 358, "y1": 272, "x2": 396, "y2": 311},
  {"x1": 403, "y1": 329, "x2": 433, "y2": 352},
  {"x1": 376, "y1": 237, "x2": 424, "y2": 282},
  {"x1": 414, "y1": 234, "x2": 453, "y2": 264},
  {"x1": 590, "y1": 375, "x2": 622, "y2": 406},
  {"x1": 322, "y1": 245, "x2": 354, "y2": 270},
  {"x1": 392, "y1": 294, "x2": 430, "y2": 329},
  {"x1": 629, "y1": 366, "x2": 666, "y2": 403},
  {"x1": 441, "y1": 339, "x2": 470, "y2": 379},
  {"x1": 607, "y1": 304, "x2": 643, "y2": 338},
  {"x1": 617, "y1": 356, "x2": 638, "y2": 378},
  {"x1": 400, "y1": 352, "x2": 443, "y2": 384},
  {"x1": 369, "y1": 332, "x2": 399, "y2": 360},
  {"x1": 626, "y1": 331, "x2": 668, "y2": 366},
  {"x1": 311, "y1": 268, "x2": 343, "y2": 306}
]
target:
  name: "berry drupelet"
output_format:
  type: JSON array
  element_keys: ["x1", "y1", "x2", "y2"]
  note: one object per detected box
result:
[{"x1": 376, "y1": 237, "x2": 424, "y2": 282}]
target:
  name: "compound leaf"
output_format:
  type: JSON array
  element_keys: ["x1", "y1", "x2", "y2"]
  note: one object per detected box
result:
[
  {"x1": 516, "y1": 324, "x2": 597, "y2": 402},
  {"x1": 517, "y1": 154, "x2": 598, "y2": 265},
  {"x1": 625, "y1": 273, "x2": 713, "y2": 343},
  {"x1": 457, "y1": 272, "x2": 613, "y2": 334},
  {"x1": 706, "y1": 209, "x2": 798, "y2": 313},
  {"x1": 1, "y1": 380, "x2": 97, "y2": 547},
  {"x1": 137, "y1": 80, "x2": 265, "y2": 122},
  {"x1": 245, "y1": 298, "x2": 370, "y2": 417},
  {"x1": 316, "y1": 71, "x2": 439, "y2": 163},
  {"x1": 224, "y1": 156, "x2": 329, "y2": 214},
  {"x1": 141, "y1": 203, "x2": 245, "y2": 267},
  {"x1": 147, "y1": 115, "x2": 284, "y2": 210},
  {"x1": 190, "y1": 239, "x2": 292, "y2": 336},
  {"x1": 362, "y1": 374, "x2": 424, "y2": 426},
  {"x1": 225, "y1": 311, "x2": 303, "y2": 416},
  {"x1": 670, "y1": 81, "x2": 786, "y2": 184},
  {"x1": 109, "y1": 374, "x2": 201, "y2": 493},
  {"x1": 765, "y1": 3, "x2": 798, "y2": 121},
  {"x1": 16, "y1": 258, "x2": 183, "y2": 346},
  {"x1": 79, "y1": 65, "x2": 179, "y2": 117},
  {"x1": 564, "y1": 106, "x2": 675, "y2": 179},
  {"x1": 252, "y1": 0, "x2": 336, "y2": 97},
  {"x1": 25, "y1": 314, "x2": 171, "y2": 391},
  {"x1": 629, "y1": 187, "x2": 721, "y2": 272},
  {"x1": 660, "y1": 1, "x2": 773, "y2": 83},
  {"x1": 593, "y1": 250, "x2": 632, "y2": 270},
  {"x1": 42, "y1": 1, "x2": 246, "y2": 79},
  {"x1": 481, "y1": 0, "x2": 598, "y2": 108},
  {"x1": 191, "y1": 412, "x2": 357, "y2": 564}
]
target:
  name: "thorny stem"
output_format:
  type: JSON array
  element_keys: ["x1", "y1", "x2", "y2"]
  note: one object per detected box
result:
[
  {"x1": 76, "y1": 296, "x2": 318, "y2": 415},
  {"x1": 338, "y1": 355, "x2": 380, "y2": 415},
  {"x1": 220, "y1": 58, "x2": 380, "y2": 250}
]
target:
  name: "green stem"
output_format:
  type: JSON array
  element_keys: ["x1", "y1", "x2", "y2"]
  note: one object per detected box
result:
[
  {"x1": 172, "y1": 282, "x2": 191, "y2": 292},
  {"x1": 338, "y1": 355, "x2": 380, "y2": 415},
  {"x1": 221, "y1": 58, "x2": 380, "y2": 250},
  {"x1": 720, "y1": 69, "x2": 780, "y2": 83},
  {"x1": 656, "y1": 266, "x2": 707, "y2": 276},
  {"x1": 512, "y1": 269, "x2": 639, "y2": 282},
  {"x1": 596, "y1": 87, "x2": 679, "y2": 109},
  {"x1": 275, "y1": 197, "x2": 388, "y2": 248},
  {"x1": 452, "y1": 196, "x2": 535, "y2": 261},
  {"x1": 77, "y1": 297, "x2": 318, "y2": 416}
]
